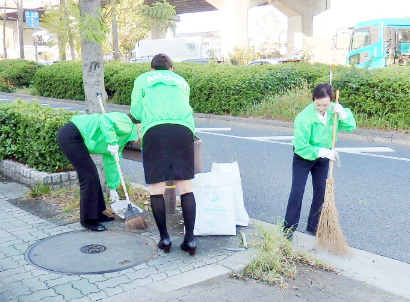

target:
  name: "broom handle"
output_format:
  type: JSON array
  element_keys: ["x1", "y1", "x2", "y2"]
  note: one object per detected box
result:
[
  {"x1": 115, "y1": 155, "x2": 131, "y2": 204},
  {"x1": 96, "y1": 93, "x2": 105, "y2": 114},
  {"x1": 328, "y1": 90, "x2": 339, "y2": 177}
]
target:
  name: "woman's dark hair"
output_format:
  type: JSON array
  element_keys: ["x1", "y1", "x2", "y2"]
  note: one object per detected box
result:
[
  {"x1": 312, "y1": 83, "x2": 333, "y2": 101},
  {"x1": 151, "y1": 53, "x2": 173, "y2": 70}
]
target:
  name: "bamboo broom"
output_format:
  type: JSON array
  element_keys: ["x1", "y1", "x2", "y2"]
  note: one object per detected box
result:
[{"x1": 315, "y1": 90, "x2": 349, "y2": 256}]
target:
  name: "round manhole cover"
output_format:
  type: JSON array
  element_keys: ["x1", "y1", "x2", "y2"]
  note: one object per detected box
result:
[{"x1": 25, "y1": 231, "x2": 157, "y2": 274}]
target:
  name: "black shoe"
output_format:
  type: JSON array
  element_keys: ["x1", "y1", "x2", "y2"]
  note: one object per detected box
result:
[
  {"x1": 81, "y1": 220, "x2": 106, "y2": 231},
  {"x1": 283, "y1": 227, "x2": 293, "y2": 241},
  {"x1": 158, "y1": 238, "x2": 172, "y2": 253},
  {"x1": 180, "y1": 241, "x2": 196, "y2": 256},
  {"x1": 306, "y1": 227, "x2": 317, "y2": 236},
  {"x1": 98, "y1": 213, "x2": 115, "y2": 222}
]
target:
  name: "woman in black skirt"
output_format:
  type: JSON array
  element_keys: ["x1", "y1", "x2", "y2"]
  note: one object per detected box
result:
[{"x1": 129, "y1": 54, "x2": 197, "y2": 255}]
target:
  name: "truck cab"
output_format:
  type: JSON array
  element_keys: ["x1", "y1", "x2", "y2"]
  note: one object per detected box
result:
[{"x1": 346, "y1": 18, "x2": 410, "y2": 68}]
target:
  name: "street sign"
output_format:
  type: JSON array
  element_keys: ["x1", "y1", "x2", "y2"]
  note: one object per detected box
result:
[{"x1": 25, "y1": 11, "x2": 39, "y2": 29}]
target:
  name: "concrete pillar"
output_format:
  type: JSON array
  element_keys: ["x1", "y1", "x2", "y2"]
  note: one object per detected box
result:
[{"x1": 145, "y1": 16, "x2": 180, "y2": 40}]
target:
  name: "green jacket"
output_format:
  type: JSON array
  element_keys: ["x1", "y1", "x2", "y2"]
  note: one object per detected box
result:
[
  {"x1": 130, "y1": 70, "x2": 195, "y2": 142},
  {"x1": 71, "y1": 112, "x2": 138, "y2": 190},
  {"x1": 292, "y1": 103, "x2": 356, "y2": 160}
]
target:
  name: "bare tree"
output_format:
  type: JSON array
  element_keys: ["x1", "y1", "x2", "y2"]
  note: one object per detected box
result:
[
  {"x1": 2, "y1": 0, "x2": 7, "y2": 58},
  {"x1": 12, "y1": 0, "x2": 23, "y2": 58},
  {"x1": 111, "y1": 0, "x2": 119, "y2": 60},
  {"x1": 61, "y1": 0, "x2": 75, "y2": 59}
]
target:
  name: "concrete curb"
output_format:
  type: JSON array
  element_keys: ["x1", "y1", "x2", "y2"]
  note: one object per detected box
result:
[{"x1": 2, "y1": 92, "x2": 410, "y2": 146}]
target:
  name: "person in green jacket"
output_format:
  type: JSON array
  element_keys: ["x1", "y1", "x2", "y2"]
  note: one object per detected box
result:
[
  {"x1": 57, "y1": 112, "x2": 138, "y2": 231},
  {"x1": 130, "y1": 53, "x2": 197, "y2": 256},
  {"x1": 283, "y1": 83, "x2": 356, "y2": 240}
]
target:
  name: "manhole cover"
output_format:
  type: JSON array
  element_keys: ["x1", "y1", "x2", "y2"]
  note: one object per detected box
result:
[{"x1": 25, "y1": 231, "x2": 157, "y2": 274}]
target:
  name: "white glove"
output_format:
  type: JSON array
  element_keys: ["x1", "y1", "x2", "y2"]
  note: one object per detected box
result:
[
  {"x1": 318, "y1": 148, "x2": 337, "y2": 161},
  {"x1": 107, "y1": 144, "x2": 119, "y2": 156},
  {"x1": 110, "y1": 189, "x2": 119, "y2": 203},
  {"x1": 332, "y1": 103, "x2": 348, "y2": 120}
]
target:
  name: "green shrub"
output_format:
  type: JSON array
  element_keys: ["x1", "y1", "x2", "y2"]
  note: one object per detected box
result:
[
  {"x1": 0, "y1": 100, "x2": 75, "y2": 172},
  {"x1": 327, "y1": 66, "x2": 410, "y2": 131},
  {"x1": 33, "y1": 60, "x2": 84, "y2": 100},
  {"x1": 0, "y1": 59, "x2": 42, "y2": 90}
]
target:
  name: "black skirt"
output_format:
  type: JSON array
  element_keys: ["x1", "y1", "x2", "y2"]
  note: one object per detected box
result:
[{"x1": 142, "y1": 124, "x2": 194, "y2": 184}]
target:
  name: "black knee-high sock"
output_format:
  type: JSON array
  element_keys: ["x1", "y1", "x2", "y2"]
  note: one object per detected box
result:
[
  {"x1": 150, "y1": 194, "x2": 169, "y2": 240},
  {"x1": 181, "y1": 192, "x2": 196, "y2": 242}
]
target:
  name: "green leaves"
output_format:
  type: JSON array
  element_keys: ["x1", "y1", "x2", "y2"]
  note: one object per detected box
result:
[
  {"x1": 0, "y1": 100, "x2": 75, "y2": 172},
  {"x1": 80, "y1": 10, "x2": 109, "y2": 44}
]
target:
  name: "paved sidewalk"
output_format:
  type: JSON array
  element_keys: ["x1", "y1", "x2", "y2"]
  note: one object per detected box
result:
[{"x1": 1, "y1": 174, "x2": 410, "y2": 302}]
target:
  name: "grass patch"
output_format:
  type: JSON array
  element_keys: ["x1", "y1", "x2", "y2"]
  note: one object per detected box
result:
[
  {"x1": 243, "y1": 223, "x2": 335, "y2": 290},
  {"x1": 14, "y1": 86, "x2": 39, "y2": 96},
  {"x1": 240, "y1": 83, "x2": 312, "y2": 122},
  {"x1": 25, "y1": 176, "x2": 150, "y2": 223}
]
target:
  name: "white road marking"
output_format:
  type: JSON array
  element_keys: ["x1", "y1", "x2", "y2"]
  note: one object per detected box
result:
[
  {"x1": 335, "y1": 147, "x2": 395, "y2": 153},
  {"x1": 0, "y1": 98, "x2": 8, "y2": 101},
  {"x1": 195, "y1": 128, "x2": 231, "y2": 131},
  {"x1": 197, "y1": 131, "x2": 410, "y2": 162}
]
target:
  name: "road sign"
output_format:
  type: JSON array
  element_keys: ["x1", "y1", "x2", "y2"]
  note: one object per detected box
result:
[{"x1": 25, "y1": 11, "x2": 39, "y2": 29}]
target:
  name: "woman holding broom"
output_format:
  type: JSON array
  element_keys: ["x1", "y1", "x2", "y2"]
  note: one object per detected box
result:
[
  {"x1": 57, "y1": 112, "x2": 139, "y2": 231},
  {"x1": 283, "y1": 83, "x2": 356, "y2": 240},
  {"x1": 129, "y1": 53, "x2": 197, "y2": 256}
]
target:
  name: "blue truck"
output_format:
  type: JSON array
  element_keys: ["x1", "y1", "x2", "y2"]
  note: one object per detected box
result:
[{"x1": 346, "y1": 18, "x2": 410, "y2": 68}]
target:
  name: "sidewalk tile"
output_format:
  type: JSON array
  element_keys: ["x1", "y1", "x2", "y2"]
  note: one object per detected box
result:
[
  {"x1": 104, "y1": 286, "x2": 124, "y2": 297},
  {"x1": 3, "y1": 281, "x2": 31, "y2": 297},
  {"x1": 21, "y1": 277, "x2": 48, "y2": 292},
  {"x1": 95, "y1": 276, "x2": 131, "y2": 289},
  {"x1": 120, "y1": 280, "x2": 140, "y2": 292},
  {"x1": 53, "y1": 284, "x2": 83, "y2": 300},
  {"x1": 87, "y1": 291, "x2": 108, "y2": 302},
  {"x1": 18, "y1": 289, "x2": 58, "y2": 302},
  {"x1": 0, "y1": 257, "x2": 20, "y2": 270},
  {"x1": 46, "y1": 275, "x2": 82, "y2": 287},
  {"x1": 70, "y1": 279, "x2": 100, "y2": 295}
]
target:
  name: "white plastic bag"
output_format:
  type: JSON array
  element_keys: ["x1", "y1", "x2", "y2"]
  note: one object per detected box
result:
[
  {"x1": 212, "y1": 162, "x2": 249, "y2": 226},
  {"x1": 192, "y1": 171, "x2": 236, "y2": 236}
]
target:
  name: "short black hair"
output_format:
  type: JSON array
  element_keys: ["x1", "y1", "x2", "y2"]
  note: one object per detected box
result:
[
  {"x1": 312, "y1": 83, "x2": 334, "y2": 101},
  {"x1": 151, "y1": 53, "x2": 173, "y2": 70},
  {"x1": 127, "y1": 113, "x2": 139, "y2": 124}
]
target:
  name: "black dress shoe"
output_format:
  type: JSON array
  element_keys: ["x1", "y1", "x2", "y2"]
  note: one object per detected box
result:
[
  {"x1": 81, "y1": 220, "x2": 107, "y2": 231},
  {"x1": 98, "y1": 213, "x2": 115, "y2": 222},
  {"x1": 180, "y1": 241, "x2": 196, "y2": 256},
  {"x1": 306, "y1": 227, "x2": 317, "y2": 236},
  {"x1": 158, "y1": 238, "x2": 172, "y2": 253}
]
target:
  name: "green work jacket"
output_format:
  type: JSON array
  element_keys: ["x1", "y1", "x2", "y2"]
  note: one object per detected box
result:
[
  {"x1": 129, "y1": 70, "x2": 195, "y2": 144},
  {"x1": 292, "y1": 103, "x2": 356, "y2": 160},
  {"x1": 71, "y1": 112, "x2": 138, "y2": 190}
]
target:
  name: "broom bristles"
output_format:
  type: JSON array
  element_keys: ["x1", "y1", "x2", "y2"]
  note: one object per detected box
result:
[
  {"x1": 126, "y1": 216, "x2": 148, "y2": 230},
  {"x1": 315, "y1": 178, "x2": 350, "y2": 256}
]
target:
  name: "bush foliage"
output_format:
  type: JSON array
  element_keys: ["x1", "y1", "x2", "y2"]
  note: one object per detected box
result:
[
  {"x1": 0, "y1": 59, "x2": 42, "y2": 92},
  {"x1": 0, "y1": 100, "x2": 74, "y2": 172},
  {"x1": 31, "y1": 60, "x2": 410, "y2": 130}
]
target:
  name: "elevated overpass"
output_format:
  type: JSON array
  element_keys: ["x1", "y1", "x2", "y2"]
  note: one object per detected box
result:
[{"x1": 144, "y1": 0, "x2": 331, "y2": 57}]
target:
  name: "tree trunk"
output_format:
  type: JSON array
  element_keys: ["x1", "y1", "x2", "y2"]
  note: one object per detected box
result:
[
  {"x1": 61, "y1": 0, "x2": 75, "y2": 60},
  {"x1": 17, "y1": 0, "x2": 24, "y2": 59},
  {"x1": 58, "y1": 33, "x2": 66, "y2": 60},
  {"x1": 112, "y1": 1, "x2": 119, "y2": 61},
  {"x1": 79, "y1": 0, "x2": 108, "y2": 193},
  {"x1": 3, "y1": 4, "x2": 7, "y2": 58}
]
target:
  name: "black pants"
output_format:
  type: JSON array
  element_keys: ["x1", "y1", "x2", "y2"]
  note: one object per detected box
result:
[
  {"x1": 56, "y1": 122, "x2": 106, "y2": 221},
  {"x1": 284, "y1": 153, "x2": 330, "y2": 233}
]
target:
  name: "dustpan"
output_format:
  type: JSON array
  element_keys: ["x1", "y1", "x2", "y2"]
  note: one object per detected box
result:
[{"x1": 111, "y1": 199, "x2": 143, "y2": 219}]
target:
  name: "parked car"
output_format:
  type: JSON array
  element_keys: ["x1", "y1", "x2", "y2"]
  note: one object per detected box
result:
[
  {"x1": 126, "y1": 56, "x2": 153, "y2": 63},
  {"x1": 183, "y1": 58, "x2": 222, "y2": 64},
  {"x1": 40, "y1": 60, "x2": 59, "y2": 66},
  {"x1": 281, "y1": 51, "x2": 303, "y2": 63},
  {"x1": 246, "y1": 58, "x2": 282, "y2": 65}
]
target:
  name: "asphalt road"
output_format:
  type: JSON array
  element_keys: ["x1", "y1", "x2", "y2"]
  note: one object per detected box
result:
[{"x1": 2, "y1": 96, "x2": 409, "y2": 264}]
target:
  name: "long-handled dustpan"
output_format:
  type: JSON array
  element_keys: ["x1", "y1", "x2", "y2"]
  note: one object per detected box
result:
[{"x1": 96, "y1": 92, "x2": 144, "y2": 220}]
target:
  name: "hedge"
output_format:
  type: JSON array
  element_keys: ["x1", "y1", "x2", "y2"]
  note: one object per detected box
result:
[
  {"x1": 316, "y1": 66, "x2": 410, "y2": 129},
  {"x1": 31, "y1": 60, "x2": 410, "y2": 129},
  {"x1": 33, "y1": 60, "x2": 85, "y2": 100},
  {"x1": 33, "y1": 61, "x2": 328, "y2": 114},
  {"x1": 0, "y1": 100, "x2": 74, "y2": 172},
  {"x1": 0, "y1": 59, "x2": 42, "y2": 92}
]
